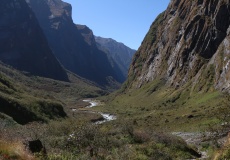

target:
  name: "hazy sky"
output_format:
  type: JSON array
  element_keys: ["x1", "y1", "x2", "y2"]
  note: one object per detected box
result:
[{"x1": 63, "y1": 0, "x2": 170, "y2": 50}]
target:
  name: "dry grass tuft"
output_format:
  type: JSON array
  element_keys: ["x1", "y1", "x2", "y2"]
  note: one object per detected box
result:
[{"x1": 0, "y1": 139, "x2": 35, "y2": 160}]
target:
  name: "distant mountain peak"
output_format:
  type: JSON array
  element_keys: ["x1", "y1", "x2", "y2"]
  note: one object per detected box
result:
[
  {"x1": 76, "y1": 24, "x2": 96, "y2": 46},
  {"x1": 95, "y1": 36, "x2": 136, "y2": 78}
]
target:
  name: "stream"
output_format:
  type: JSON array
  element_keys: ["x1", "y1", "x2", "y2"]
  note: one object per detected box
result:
[
  {"x1": 83, "y1": 99, "x2": 99, "y2": 108},
  {"x1": 73, "y1": 99, "x2": 116, "y2": 124},
  {"x1": 71, "y1": 100, "x2": 226, "y2": 159},
  {"x1": 84, "y1": 99, "x2": 116, "y2": 124}
]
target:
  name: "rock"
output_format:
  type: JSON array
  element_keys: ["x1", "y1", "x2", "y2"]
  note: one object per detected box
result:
[
  {"x1": 95, "y1": 36, "x2": 136, "y2": 78},
  {"x1": 126, "y1": 0, "x2": 230, "y2": 93},
  {"x1": 165, "y1": 119, "x2": 169, "y2": 123},
  {"x1": 26, "y1": 0, "x2": 125, "y2": 87},
  {"x1": 28, "y1": 139, "x2": 46, "y2": 154},
  {"x1": 187, "y1": 115, "x2": 194, "y2": 119},
  {"x1": 0, "y1": 0, "x2": 68, "y2": 81}
]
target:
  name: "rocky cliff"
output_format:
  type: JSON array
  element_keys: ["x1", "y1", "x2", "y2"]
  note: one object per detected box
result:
[
  {"x1": 95, "y1": 36, "x2": 136, "y2": 78},
  {"x1": 128, "y1": 0, "x2": 230, "y2": 92},
  {"x1": 76, "y1": 25, "x2": 125, "y2": 85},
  {"x1": 27, "y1": 0, "x2": 125, "y2": 87},
  {"x1": 0, "y1": 0, "x2": 68, "y2": 81}
]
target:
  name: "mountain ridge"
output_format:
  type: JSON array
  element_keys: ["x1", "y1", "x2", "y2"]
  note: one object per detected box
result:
[
  {"x1": 95, "y1": 36, "x2": 136, "y2": 78},
  {"x1": 127, "y1": 0, "x2": 230, "y2": 93},
  {"x1": 27, "y1": 0, "x2": 126, "y2": 87},
  {"x1": 103, "y1": 0, "x2": 230, "y2": 133},
  {"x1": 0, "y1": 0, "x2": 68, "y2": 81}
]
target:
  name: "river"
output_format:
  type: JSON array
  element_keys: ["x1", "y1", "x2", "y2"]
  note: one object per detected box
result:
[{"x1": 71, "y1": 99, "x2": 116, "y2": 124}]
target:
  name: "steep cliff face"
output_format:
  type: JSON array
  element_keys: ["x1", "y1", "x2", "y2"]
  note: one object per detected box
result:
[
  {"x1": 27, "y1": 0, "x2": 125, "y2": 86},
  {"x1": 0, "y1": 0, "x2": 68, "y2": 81},
  {"x1": 95, "y1": 36, "x2": 136, "y2": 78},
  {"x1": 76, "y1": 24, "x2": 125, "y2": 85},
  {"x1": 128, "y1": 0, "x2": 230, "y2": 92}
]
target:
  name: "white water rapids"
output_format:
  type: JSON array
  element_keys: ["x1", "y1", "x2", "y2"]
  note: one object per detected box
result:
[
  {"x1": 83, "y1": 99, "x2": 116, "y2": 124},
  {"x1": 71, "y1": 99, "x2": 116, "y2": 124}
]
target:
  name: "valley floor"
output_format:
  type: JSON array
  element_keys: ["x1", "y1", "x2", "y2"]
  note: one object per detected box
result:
[{"x1": 0, "y1": 73, "x2": 230, "y2": 159}]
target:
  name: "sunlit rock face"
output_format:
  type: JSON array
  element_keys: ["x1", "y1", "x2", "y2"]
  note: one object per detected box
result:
[
  {"x1": 0, "y1": 0, "x2": 68, "y2": 81},
  {"x1": 128, "y1": 0, "x2": 230, "y2": 92}
]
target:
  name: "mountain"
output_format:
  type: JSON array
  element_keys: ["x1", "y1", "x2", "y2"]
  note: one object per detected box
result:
[
  {"x1": 76, "y1": 25, "x2": 125, "y2": 88},
  {"x1": 26, "y1": 0, "x2": 125, "y2": 87},
  {"x1": 95, "y1": 36, "x2": 136, "y2": 78},
  {"x1": 127, "y1": 0, "x2": 230, "y2": 92},
  {"x1": 0, "y1": 0, "x2": 106, "y2": 125},
  {"x1": 0, "y1": 0, "x2": 68, "y2": 81},
  {"x1": 105, "y1": 0, "x2": 230, "y2": 133}
]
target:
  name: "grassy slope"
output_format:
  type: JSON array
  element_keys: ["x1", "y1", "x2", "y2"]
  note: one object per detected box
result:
[
  {"x1": 0, "y1": 139, "x2": 34, "y2": 160},
  {"x1": 98, "y1": 77, "x2": 228, "y2": 132},
  {"x1": 0, "y1": 63, "x2": 203, "y2": 159},
  {"x1": 0, "y1": 63, "x2": 109, "y2": 159},
  {"x1": 0, "y1": 62, "x2": 104, "y2": 125},
  {"x1": 0, "y1": 62, "x2": 227, "y2": 159}
]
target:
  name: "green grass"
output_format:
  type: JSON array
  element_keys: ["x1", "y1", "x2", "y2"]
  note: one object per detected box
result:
[
  {"x1": 0, "y1": 62, "x2": 104, "y2": 125},
  {"x1": 20, "y1": 118, "x2": 202, "y2": 159},
  {"x1": 98, "y1": 78, "x2": 228, "y2": 132},
  {"x1": 0, "y1": 53, "x2": 228, "y2": 159}
]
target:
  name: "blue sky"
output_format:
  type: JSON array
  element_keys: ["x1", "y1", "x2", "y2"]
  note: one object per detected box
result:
[{"x1": 63, "y1": 0, "x2": 170, "y2": 50}]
